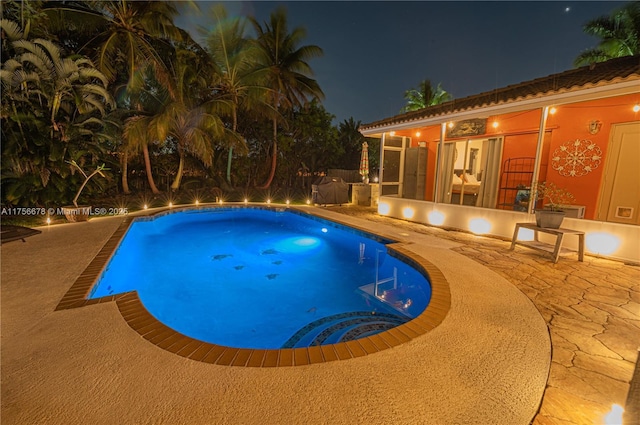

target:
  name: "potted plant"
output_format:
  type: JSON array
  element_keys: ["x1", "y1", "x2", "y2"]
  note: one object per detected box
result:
[
  {"x1": 62, "y1": 160, "x2": 108, "y2": 222},
  {"x1": 533, "y1": 181, "x2": 575, "y2": 228}
]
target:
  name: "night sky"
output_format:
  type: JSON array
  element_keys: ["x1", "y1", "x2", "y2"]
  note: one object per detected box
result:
[{"x1": 175, "y1": 1, "x2": 628, "y2": 125}]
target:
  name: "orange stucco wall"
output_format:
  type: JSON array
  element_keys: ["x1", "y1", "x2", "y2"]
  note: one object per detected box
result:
[
  {"x1": 385, "y1": 93, "x2": 639, "y2": 213},
  {"x1": 544, "y1": 93, "x2": 639, "y2": 219}
]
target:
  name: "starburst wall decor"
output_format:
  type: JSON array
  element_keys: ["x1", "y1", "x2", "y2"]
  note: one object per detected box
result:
[{"x1": 551, "y1": 139, "x2": 602, "y2": 177}]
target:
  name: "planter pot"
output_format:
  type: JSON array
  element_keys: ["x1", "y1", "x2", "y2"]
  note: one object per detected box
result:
[
  {"x1": 62, "y1": 206, "x2": 91, "y2": 222},
  {"x1": 535, "y1": 210, "x2": 565, "y2": 229}
]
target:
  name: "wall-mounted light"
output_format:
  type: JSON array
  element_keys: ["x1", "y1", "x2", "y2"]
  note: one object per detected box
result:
[
  {"x1": 402, "y1": 206, "x2": 415, "y2": 219},
  {"x1": 549, "y1": 107, "x2": 557, "y2": 115},
  {"x1": 588, "y1": 120, "x2": 602, "y2": 135},
  {"x1": 633, "y1": 104, "x2": 640, "y2": 113},
  {"x1": 415, "y1": 131, "x2": 421, "y2": 137},
  {"x1": 469, "y1": 218, "x2": 491, "y2": 235},
  {"x1": 447, "y1": 122, "x2": 454, "y2": 129},
  {"x1": 492, "y1": 121, "x2": 499, "y2": 129},
  {"x1": 428, "y1": 211, "x2": 445, "y2": 225},
  {"x1": 390, "y1": 131, "x2": 395, "y2": 136},
  {"x1": 378, "y1": 202, "x2": 391, "y2": 215}
]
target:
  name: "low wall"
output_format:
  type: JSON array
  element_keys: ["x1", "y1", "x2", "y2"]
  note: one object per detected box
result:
[{"x1": 377, "y1": 196, "x2": 640, "y2": 264}]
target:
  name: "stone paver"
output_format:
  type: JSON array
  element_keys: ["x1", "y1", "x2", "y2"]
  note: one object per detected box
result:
[{"x1": 330, "y1": 205, "x2": 640, "y2": 425}]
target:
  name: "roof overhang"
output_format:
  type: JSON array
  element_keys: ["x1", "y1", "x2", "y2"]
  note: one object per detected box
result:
[{"x1": 360, "y1": 78, "x2": 640, "y2": 137}]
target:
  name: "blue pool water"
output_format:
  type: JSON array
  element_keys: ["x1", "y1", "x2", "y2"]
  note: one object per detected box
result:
[{"x1": 90, "y1": 208, "x2": 431, "y2": 349}]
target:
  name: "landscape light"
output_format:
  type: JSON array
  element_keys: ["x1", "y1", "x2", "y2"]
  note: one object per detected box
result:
[
  {"x1": 46, "y1": 217, "x2": 51, "y2": 225},
  {"x1": 266, "y1": 199, "x2": 271, "y2": 204},
  {"x1": 195, "y1": 200, "x2": 199, "y2": 205},
  {"x1": 168, "y1": 202, "x2": 173, "y2": 208},
  {"x1": 143, "y1": 204, "x2": 148, "y2": 210},
  {"x1": 286, "y1": 199, "x2": 290, "y2": 205},
  {"x1": 306, "y1": 199, "x2": 311, "y2": 205},
  {"x1": 244, "y1": 198, "x2": 248, "y2": 204}
]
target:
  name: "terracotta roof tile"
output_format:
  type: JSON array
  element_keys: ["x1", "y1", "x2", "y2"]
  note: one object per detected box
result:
[{"x1": 361, "y1": 55, "x2": 640, "y2": 131}]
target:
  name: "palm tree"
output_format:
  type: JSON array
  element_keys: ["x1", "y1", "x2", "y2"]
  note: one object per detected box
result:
[
  {"x1": 249, "y1": 7, "x2": 324, "y2": 189},
  {"x1": 131, "y1": 48, "x2": 245, "y2": 191},
  {"x1": 202, "y1": 4, "x2": 266, "y2": 185},
  {"x1": 574, "y1": 2, "x2": 640, "y2": 66},
  {"x1": 1, "y1": 19, "x2": 114, "y2": 206},
  {"x1": 41, "y1": 0, "x2": 187, "y2": 193},
  {"x1": 400, "y1": 79, "x2": 452, "y2": 113}
]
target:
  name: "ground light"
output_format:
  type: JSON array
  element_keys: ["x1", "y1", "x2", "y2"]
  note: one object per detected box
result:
[
  {"x1": 46, "y1": 217, "x2": 51, "y2": 225},
  {"x1": 195, "y1": 200, "x2": 199, "y2": 206},
  {"x1": 143, "y1": 204, "x2": 148, "y2": 210},
  {"x1": 378, "y1": 202, "x2": 391, "y2": 215},
  {"x1": 266, "y1": 199, "x2": 271, "y2": 204},
  {"x1": 168, "y1": 202, "x2": 173, "y2": 208},
  {"x1": 306, "y1": 199, "x2": 311, "y2": 205},
  {"x1": 244, "y1": 198, "x2": 248, "y2": 204}
]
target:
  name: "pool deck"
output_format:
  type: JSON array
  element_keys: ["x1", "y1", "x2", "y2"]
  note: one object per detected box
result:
[{"x1": 1, "y1": 204, "x2": 638, "y2": 424}]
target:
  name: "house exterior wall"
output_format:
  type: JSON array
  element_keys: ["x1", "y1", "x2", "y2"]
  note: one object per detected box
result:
[{"x1": 369, "y1": 92, "x2": 640, "y2": 263}]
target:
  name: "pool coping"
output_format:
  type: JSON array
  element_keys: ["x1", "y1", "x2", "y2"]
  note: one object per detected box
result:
[{"x1": 55, "y1": 204, "x2": 451, "y2": 367}]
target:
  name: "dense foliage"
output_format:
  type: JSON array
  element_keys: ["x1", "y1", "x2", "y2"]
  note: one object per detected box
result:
[{"x1": 1, "y1": 1, "x2": 376, "y2": 208}]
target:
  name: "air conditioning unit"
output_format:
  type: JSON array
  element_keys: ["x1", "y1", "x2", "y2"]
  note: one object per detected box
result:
[{"x1": 544, "y1": 204, "x2": 586, "y2": 219}]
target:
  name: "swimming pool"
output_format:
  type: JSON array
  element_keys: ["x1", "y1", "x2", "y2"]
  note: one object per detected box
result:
[{"x1": 88, "y1": 207, "x2": 432, "y2": 350}]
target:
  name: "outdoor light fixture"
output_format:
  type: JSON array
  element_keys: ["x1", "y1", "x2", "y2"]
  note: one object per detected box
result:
[
  {"x1": 604, "y1": 404, "x2": 624, "y2": 425},
  {"x1": 286, "y1": 199, "x2": 290, "y2": 205},
  {"x1": 415, "y1": 131, "x2": 421, "y2": 137},
  {"x1": 402, "y1": 206, "x2": 415, "y2": 219},
  {"x1": 427, "y1": 211, "x2": 445, "y2": 226},
  {"x1": 492, "y1": 121, "x2": 499, "y2": 128},
  {"x1": 169, "y1": 202, "x2": 173, "y2": 208},
  {"x1": 390, "y1": 131, "x2": 395, "y2": 136},
  {"x1": 244, "y1": 198, "x2": 248, "y2": 204},
  {"x1": 550, "y1": 107, "x2": 557, "y2": 114},
  {"x1": 195, "y1": 200, "x2": 199, "y2": 205},
  {"x1": 469, "y1": 218, "x2": 491, "y2": 235},
  {"x1": 373, "y1": 176, "x2": 379, "y2": 183},
  {"x1": 143, "y1": 204, "x2": 148, "y2": 210},
  {"x1": 633, "y1": 104, "x2": 640, "y2": 113},
  {"x1": 586, "y1": 232, "x2": 620, "y2": 255},
  {"x1": 267, "y1": 199, "x2": 271, "y2": 204},
  {"x1": 218, "y1": 199, "x2": 223, "y2": 204},
  {"x1": 448, "y1": 122, "x2": 454, "y2": 128},
  {"x1": 588, "y1": 120, "x2": 602, "y2": 134},
  {"x1": 306, "y1": 199, "x2": 311, "y2": 205},
  {"x1": 378, "y1": 202, "x2": 391, "y2": 215},
  {"x1": 46, "y1": 217, "x2": 51, "y2": 225}
]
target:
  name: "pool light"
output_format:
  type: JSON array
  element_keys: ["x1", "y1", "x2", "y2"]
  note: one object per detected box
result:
[{"x1": 321, "y1": 227, "x2": 328, "y2": 233}]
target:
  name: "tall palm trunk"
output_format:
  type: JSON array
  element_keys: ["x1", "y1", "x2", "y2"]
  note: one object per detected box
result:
[
  {"x1": 226, "y1": 105, "x2": 238, "y2": 184},
  {"x1": 142, "y1": 142, "x2": 160, "y2": 194},
  {"x1": 121, "y1": 150, "x2": 131, "y2": 194},
  {"x1": 171, "y1": 151, "x2": 185, "y2": 191},
  {"x1": 258, "y1": 116, "x2": 277, "y2": 189}
]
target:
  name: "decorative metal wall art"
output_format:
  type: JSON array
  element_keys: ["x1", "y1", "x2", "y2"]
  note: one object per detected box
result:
[
  {"x1": 446, "y1": 118, "x2": 487, "y2": 138},
  {"x1": 551, "y1": 139, "x2": 602, "y2": 177}
]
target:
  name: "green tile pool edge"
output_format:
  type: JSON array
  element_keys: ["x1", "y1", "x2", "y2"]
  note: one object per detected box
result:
[{"x1": 55, "y1": 204, "x2": 451, "y2": 367}]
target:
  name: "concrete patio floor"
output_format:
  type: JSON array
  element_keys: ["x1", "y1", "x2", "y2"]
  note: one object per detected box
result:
[{"x1": 1, "y1": 204, "x2": 637, "y2": 424}]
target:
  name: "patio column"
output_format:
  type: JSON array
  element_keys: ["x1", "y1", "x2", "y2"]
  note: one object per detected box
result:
[
  {"x1": 529, "y1": 106, "x2": 549, "y2": 214},
  {"x1": 379, "y1": 132, "x2": 386, "y2": 186},
  {"x1": 434, "y1": 122, "x2": 447, "y2": 203}
]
